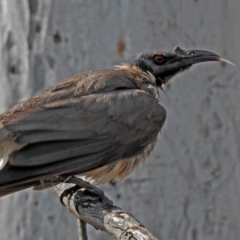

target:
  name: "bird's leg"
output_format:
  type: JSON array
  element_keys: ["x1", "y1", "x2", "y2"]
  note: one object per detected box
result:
[
  {"x1": 59, "y1": 184, "x2": 81, "y2": 205},
  {"x1": 55, "y1": 176, "x2": 109, "y2": 206},
  {"x1": 59, "y1": 176, "x2": 104, "y2": 196}
]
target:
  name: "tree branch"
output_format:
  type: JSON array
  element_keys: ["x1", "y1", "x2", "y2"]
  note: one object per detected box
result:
[
  {"x1": 77, "y1": 219, "x2": 88, "y2": 240},
  {"x1": 52, "y1": 182, "x2": 159, "y2": 240}
]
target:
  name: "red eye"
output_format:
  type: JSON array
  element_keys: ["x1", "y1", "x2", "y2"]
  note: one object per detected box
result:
[{"x1": 154, "y1": 55, "x2": 165, "y2": 65}]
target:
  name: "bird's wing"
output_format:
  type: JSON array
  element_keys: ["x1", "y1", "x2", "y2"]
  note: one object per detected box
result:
[{"x1": 0, "y1": 70, "x2": 166, "y2": 191}]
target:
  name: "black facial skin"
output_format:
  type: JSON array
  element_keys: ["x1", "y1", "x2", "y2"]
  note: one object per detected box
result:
[{"x1": 131, "y1": 46, "x2": 225, "y2": 87}]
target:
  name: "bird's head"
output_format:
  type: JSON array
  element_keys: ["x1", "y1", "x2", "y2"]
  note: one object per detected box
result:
[{"x1": 131, "y1": 46, "x2": 233, "y2": 87}]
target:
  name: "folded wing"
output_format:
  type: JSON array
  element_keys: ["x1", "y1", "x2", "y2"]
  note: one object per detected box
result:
[{"x1": 0, "y1": 71, "x2": 166, "y2": 195}]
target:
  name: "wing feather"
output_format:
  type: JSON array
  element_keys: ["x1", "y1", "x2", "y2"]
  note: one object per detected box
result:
[{"x1": 6, "y1": 90, "x2": 166, "y2": 167}]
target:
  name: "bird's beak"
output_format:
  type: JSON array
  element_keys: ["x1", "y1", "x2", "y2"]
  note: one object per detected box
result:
[{"x1": 173, "y1": 46, "x2": 235, "y2": 67}]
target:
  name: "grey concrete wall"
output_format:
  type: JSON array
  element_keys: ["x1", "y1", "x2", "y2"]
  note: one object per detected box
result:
[{"x1": 0, "y1": 0, "x2": 239, "y2": 239}]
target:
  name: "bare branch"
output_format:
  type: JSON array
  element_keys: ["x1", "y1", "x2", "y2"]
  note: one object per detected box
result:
[
  {"x1": 53, "y1": 182, "x2": 159, "y2": 240},
  {"x1": 77, "y1": 219, "x2": 88, "y2": 240}
]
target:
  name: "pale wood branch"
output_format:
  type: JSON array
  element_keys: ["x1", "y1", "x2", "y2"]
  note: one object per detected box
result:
[{"x1": 53, "y1": 182, "x2": 159, "y2": 240}]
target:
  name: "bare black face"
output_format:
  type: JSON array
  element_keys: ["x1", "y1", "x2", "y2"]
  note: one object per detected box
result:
[{"x1": 131, "y1": 46, "x2": 228, "y2": 87}]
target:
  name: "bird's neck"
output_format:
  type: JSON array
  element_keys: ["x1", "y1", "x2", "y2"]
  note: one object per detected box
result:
[{"x1": 115, "y1": 63, "x2": 159, "y2": 98}]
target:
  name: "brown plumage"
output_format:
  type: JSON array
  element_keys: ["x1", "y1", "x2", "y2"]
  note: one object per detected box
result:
[{"x1": 0, "y1": 47, "x2": 227, "y2": 197}]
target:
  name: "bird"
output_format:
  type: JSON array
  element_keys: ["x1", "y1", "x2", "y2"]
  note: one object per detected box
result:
[{"x1": 0, "y1": 46, "x2": 232, "y2": 197}]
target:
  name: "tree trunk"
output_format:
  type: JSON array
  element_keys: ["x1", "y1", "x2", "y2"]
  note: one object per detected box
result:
[{"x1": 0, "y1": 1, "x2": 239, "y2": 239}]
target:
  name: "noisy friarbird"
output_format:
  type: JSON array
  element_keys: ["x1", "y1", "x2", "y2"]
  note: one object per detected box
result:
[{"x1": 0, "y1": 47, "x2": 232, "y2": 197}]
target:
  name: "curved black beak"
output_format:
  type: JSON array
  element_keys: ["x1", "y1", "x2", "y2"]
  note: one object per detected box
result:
[{"x1": 173, "y1": 46, "x2": 234, "y2": 66}]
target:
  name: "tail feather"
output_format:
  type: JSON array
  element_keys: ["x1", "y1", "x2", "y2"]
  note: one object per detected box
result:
[{"x1": 0, "y1": 180, "x2": 40, "y2": 197}]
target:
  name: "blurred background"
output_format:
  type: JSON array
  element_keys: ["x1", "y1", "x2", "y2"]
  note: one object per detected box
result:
[{"x1": 0, "y1": 0, "x2": 240, "y2": 239}]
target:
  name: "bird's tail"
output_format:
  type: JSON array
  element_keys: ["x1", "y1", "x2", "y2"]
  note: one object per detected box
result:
[
  {"x1": 0, "y1": 180, "x2": 40, "y2": 197},
  {"x1": 0, "y1": 165, "x2": 48, "y2": 197}
]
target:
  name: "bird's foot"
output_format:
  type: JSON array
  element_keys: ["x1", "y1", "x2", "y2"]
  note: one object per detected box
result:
[
  {"x1": 60, "y1": 184, "x2": 81, "y2": 205},
  {"x1": 57, "y1": 176, "x2": 106, "y2": 205}
]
